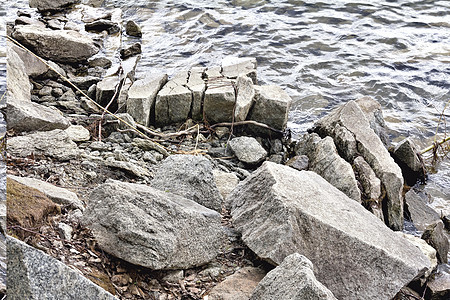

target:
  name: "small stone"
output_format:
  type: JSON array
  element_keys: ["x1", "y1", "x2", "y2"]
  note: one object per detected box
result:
[
  {"x1": 162, "y1": 270, "x2": 184, "y2": 283},
  {"x1": 88, "y1": 57, "x2": 112, "y2": 69},
  {"x1": 39, "y1": 86, "x2": 53, "y2": 96},
  {"x1": 285, "y1": 155, "x2": 309, "y2": 171},
  {"x1": 229, "y1": 136, "x2": 267, "y2": 165},
  {"x1": 212, "y1": 170, "x2": 240, "y2": 200},
  {"x1": 64, "y1": 125, "x2": 91, "y2": 142},
  {"x1": 57, "y1": 222, "x2": 73, "y2": 241},
  {"x1": 126, "y1": 20, "x2": 142, "y2": 37},
  {"x1": 120, "y1": 43, "x2": 142, "y2": 59},
  {"x1": 52, "y1": 87, "x2": 64, "y2": 97}
]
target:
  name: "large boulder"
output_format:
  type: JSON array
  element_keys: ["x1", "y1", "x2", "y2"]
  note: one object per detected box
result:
[
  {"x1": 314, "y1": 100, "x2": 404, "y2": 230},
  {"x1": 7, "y1": 129, "x2": 79, "y2": 161},
  {"x1": 151, "y1": 155, "x2": 222, "y2": 212},
  {"x1": 29, "y1": 0, "x2": 80, "y2": 11},
  {"x1": 250, "y1": 253, "x2": 337, "y2": 300},
  {"x1": 82, "y1": 180, "x2": 223, "y2": 270},
  {"x1": 227, "y1": 162, "x2": 431, "y2": 300},
  {"x1": 12, "y1": 25, "x2": 99, "y2": 63},
  {"x1": 7, "y1": 236, "x2": 117, "y2": 300},
  {"x1": 6, "y1": 43, "x2": 31, "y2": 104}
]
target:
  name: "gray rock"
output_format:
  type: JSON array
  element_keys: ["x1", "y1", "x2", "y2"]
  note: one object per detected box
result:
[
  {"x1": 314, "y1": 100, "x2": 404, "y2": 230},
  {"x1": 212, "y1": 170, "x2": 240, "y2": 200},
  {"x1": 131, "y1": 138, "x2": 169, "y2": 157},
  {"x1": 248, "y1": 85, "x2": 292, "y2": 131},
  {"x1": 229, "y1": 136, "x2": 267, "y2": 165},
  {"x1": 103, "y1": 160, "x2": 152, "y2": 178},
  {"x1": 421, "y1": 221, "x2": 449, "y2": 264},
  {"x1": 355, "y1": 96, "x2": 390, "y2": 147},
  {"x1": 187, "y1": 68, "x2": 206, "y2": 121},
  {"x1": 127, "y1": 74, "x2": 167, "y2": 126},
  {"x1": 12, "y1": 25, "x2": 99, "y2": 63},
  {"x1": 88, "y1": 57, "x2": 112, "y2": 69},
  {"x1": 426, "y1": 265, "x2": 450, "y2": 299},
  {"x1": 151, "y1": 155, "x2": 222, "y2": 212},
  {"x1": 353, "y1": 156, "x2": 381, "y2": 201},
  {"x1": 7, "y1": 44, "x2": 32, "y2": 103},
  {"x1": 7, "y1": 236, "x2": 117, "y2": 300},
  {"x1": 8, "y1": 129, "x2": 79, "y2": 161},
  {"x1": 29, "y1": 0, "x2": 80, "y2": 11},
  {"x1": 221, "y1": 57, "x2": 257, "y2": 84},
  {"x1": 125, "y1": 20, "x2": 142, "y2": 37},
  {"x1": 96, "y1": 76, "x2": 120, "y2": 109},
  {"x1": 285, "y1": 155, "x2": 309, "y2": 171},
  {"x1": 227, "y1": 162, "x2": 431, "y2": 300},
  {"x1": 204, "y1": 79, "x2": 235, "y2": 124},
  {"x1": 405, "y1": 189, "x2": 441, "y2": 232},
  {"x1": 8, "y1": 175, "x2": 84, "y2": 211},
  {"x1": 393, "y1": 138, "x2": 425, "y2": 185},
  {"x1": 10, "y1": 44, "x2": 48, "y2": 78},
  {"x1": 64, "y1": 125, "x2": 90, "y2": 142},
  {"x1": 82, "y1": 180, "x2": 223, "y2": 269},
  {"x1": 120, "y1": 43, "x2": 141, "y2": 59},
  {"x1": 57, "y1": 222, "x2": 73, "y2": 241},
  {"x1": 234, "y1": 75, "x2": 255, "y2": 122},
  {"x1": 85, "y1": 20, "x2": 120, "y2": 34},
  {"x1": 250, "y1": 253, "x2": 337, "y2": 300}
]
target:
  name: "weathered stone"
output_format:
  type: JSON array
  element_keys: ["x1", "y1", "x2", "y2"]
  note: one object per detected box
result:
[
  {"x1": 314, "y1": 100, "x2": 404, "y2": 230},
  {"x1": 353, "y1": 156, "x2": 381, "y2": 200},
  {"x1": 205, "y1": 66, "x2": 222, "y2": 79},
  {"x1": 250, "y1": 253, "x2": 337, "y2": 300},
  {"x1": 120, "y1": 43, "x2": 141, "y2": 59},
  {"x1": 125, "y1": 20, "x2": 142, "y2": 37},
  {"x1": 187, "y1": 68, "x2": 206, "y2": 121},
  {"x1": 426, "y1": 265, "x2": 450, "y2": 299},
  {"x1": 127, "y1": 74, "x2": 167, "y2": 126},
  {"x1": 204, "y1": 80, "x2": 235, "y2": 124},
  {"x1": 421, "y1": 221, "x2": 449, "y2": 264},
  {"x1": 132, "y1": 138, "x2": 169, "y2": 157},
  {"x1": 64, "y1": 125, "x2": 91, "y2": 142},
  {"x1": 151, "y1": 155, "x2": 222, "y2": 212},
  {"x1": 12, "y1": 25, "x2": 99, "y2": 63},
  {"x1": 248, "y1": 85, "x2": 292, "y2": 131},
  {"x1": 7, "y1": 236, "x2": 117, "y2": 300},
  {"x1": 285, "y1": 155, "x2": 309, "y2": 171},
  {"x1": 85, "y1": 20, "x2": 120, "y2": 34},
  {"x1": 234, "y1": 75, "x2": 255, "y2": 122},
  {"x1": 155, "y1": 75, "x2": 192, "y2": 127},
  {"x1": 212, "y1": 170, "x2": 240, "y2": 200},
  {"x1": 355, "y1": 96, "x2": 390, "y2": 147},
  {"x1": 57, "y1": 222, "x2": 73, "y2": 241},
  {"x1": 222, "y1": 57, "x2": 257, "y2": 84},
  {"x1": 88, "y1": 57, "x2": 112, "y2": 69},
  {"x1": 207, "y1": 267, "x2": 266, "y2": 300},
  {"x1": 393, "y1": 138, "x2": 425, "y2": 185},
  {"x1": 103, "y1": 160, "x2": 152, "y2": 179},
  {"x1": 229, "y1": 136, "x2": 267, "y2": 165},
  {"x1": 227, "y1": 162, "x2": 431, "y2": 300},
  {"x1": 11, "y1": 44, "x2": 48, "y2": 78},
  {"x1": 8, "y1": 129, "x2": 79, "y2": 161},
  {"x1": 82, "y1": 180, "x2": 223, "y2": 269},
  {"x1": 405, "y1": 189, "x2": 441, "y2": 232},
  {"x1": 29, "y1": 0, "x2": 80, "y2": 11},
  {"x1": 96, "y1": 76, "x2": 120, "y2": 110}
]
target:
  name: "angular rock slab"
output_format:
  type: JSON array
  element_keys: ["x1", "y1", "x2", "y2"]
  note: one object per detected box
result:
[
  {"x1": 204, "y1": 79, "x2": 235, "y2": 124},
  {"x1": 250, "y1": 253, "x2": 337, "y2": 300},
  {"x1": 187, "y1": 68, "x2": 206, "y2": 121},
  {"x1": 234, "y1": 74, "x2": 255, "y2": 122},
  {"x1": 8, "y1": 236, "x2": 117, "y2": 300},
  {"x1": 314, "y1": 100, "x2": 404, "y2": 230},
  {"x1": 222, "y1": 57, "x2": 257, "y2": 84},
  {"x1": 82, "y1": 180, "x2": 223, "y2": 270},
  {"x1": 12, "y1": 25, "x2": 98, "y2": 63},
  {"x1": 227, "y1": 162, "x2": 431, "y2": 300},
  {"x1": 151, "y1": 155, "x2": 222, "y2": 212},
  {"x1": 29, "y1": 0, "x2": 80, "y2": 11}
]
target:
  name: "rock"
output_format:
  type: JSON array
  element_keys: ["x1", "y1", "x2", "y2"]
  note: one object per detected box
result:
[
  {"x1": 229, "y1": 136, "x2": 267, "y2": 165},
  {"x1": 353, "y1": 156, "x2": 381, "y2": 201},
  {"x1": 285, "y1": 155, "x2": 309, "y2": 171},
  {"x1": 212, "y1": 170, "x2": 240, "y2": 200},
  {"x1": 227, "y1": 162, "x2": 431, "y2": 300},
  {"x1": 125, "y1": 20, "x2": 142, "y2": 37},
  {"x1": 207, "y1": 267, "x2": 266, "y2": 300},
  {"x1": 88, "y1": 57, "x2": 112, "y2": 69},
  {"x1": 82, "y1": 180, "x2": 224, "y2": 270},
  {"x1": 393, "y1": 138, "x2": 425, "y2": 185},
  {"x1": 120, "y1": 43, "x2": 141, "y2": 59},
  {"x1": 222, "y1": 57, "x2": 257, "y2": 84},
  {"x1": 85, "y1": 20, "x2": 120, "y2": 34},
  {"x1": 234, "y1": 75, "x2": 255, "y2": 122},
  {"x1": 10, "y1": 44, "x2": 48, "y2": 78},
  {"x1": 302, "y1": 134, "x2": 361, "y2": 202},
  {"x1": 12, "y1": 25, "x2": 99, "y2": 63},
  {"x1": 187, "y1": 68, "x2": 206, "y2": 121},
  {"x1": 247, "y1": 85, "x2": 292, "y2": 131},
  {"x1": 96, "y1": 76, "x2": 120, "y2": 110},
  {"x1": 127, "y1": 74, "x2": 167, "y2": 126},
  {"x1": 29, "y1": 0, "x2": 80, "y2": 11},
  {"x1": 314, "y1": 100, "x2": 404, "y2": 230},
  {"x1": 8, "y1": 129, "x2": 79, "y2": 161},
  {"x1": 8, "y1": 175, "x2": 84, "y2": 211},
  {"x1": 103, "y1": 160, "x2": 152, "y2": 179},
  {"x1": 204, "y1": 79, "x2": 235, "y2": 124},
  {"x1": 7, "y1": 43, "x2": 32, "y2": 103},
  {"x1": 151, "y1": 155, "x2": 222, "y2": 212},
  {"x1": 421, "y1": 221, "x2": 449, "y2": 264},
  {"x1": 355, "y1": 96, "x2": 390, "y2": 147},
  {"x1": 131, "y1": 138, "x2": 169, "y2": 157},
  {"x1": 426, "y1": 265, "x2": 450, "y2": 299},
  {"x1": 405, "y1": 189, "x2": 441, "y2": 232},
  {"x1": 57, "y1": 222, "x2": 73, "y2": 240},
  {"x1": 7, "y1": 236, "x2": 117, "y2": 300},
  {"x1": 250, "y1": 253, "x2": 337, "y2": 300},
  {"x1": 64, "y1": 125, "x2": 91, "y2": 142}
]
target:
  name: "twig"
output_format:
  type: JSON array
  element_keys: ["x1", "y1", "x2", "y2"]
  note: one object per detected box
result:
[
  {"x1": 136, "y1": 123, "x2": 203, "y2": 139},
  {"x1": 211, "y1": 120, "x2": 284, "y2": 134},
  {"x1": 421, "y1": 136, "x2": 450, "y2": 154}
]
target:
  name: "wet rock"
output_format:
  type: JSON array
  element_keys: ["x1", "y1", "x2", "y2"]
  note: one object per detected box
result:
[
  {"x1": 314, "y1": 100, "x2": 404, "y2": 230},
  {"x1": 12, "y1": 25, "x2": 99, "y2": 63},
  {"x1": 285, "y1": 155, "x2": 309, "y2": 171},
  {"x1": 8, "y1": 175, "x2": 84, "y2": 211},
  {"x1": 85, "y1": 20, "x2": 120, "y2": 34},
  {"x1": 212, "y1": 170, "x2": 240, "y2": 200},
  {"x1": 207, "y1": 267, "x2": 266, "y2": 300},
  {"x1": 154, "y1": 73, "x2": 192, "y2": 127},
  {"x1": 7, "y1": 236, "x2": 117, "y2": 300},
  {"x1": 151, "y1": 155, "x2": 222, "y2": 212},
  {"x1": 8, "y1": 129, "x2": 79, "y2": 161},
  {"x1": 29, "y1": 0, "x2": 80, "y2": 11},
  {"x1": 250, "y1": 253, "x2": 336, "y2": 300},
  {"x1": 82, "y1": 180, "x2": 223, "y2": 270},
  {"x1": 393, "y1": 138, "x2": 425, "y2": 185},
  {"x1": 405, "y1": 189, "x2": 441, "y2": 232},
  {"x1": 229, "y1": 136, "x2": 267, "y2": 165},
  {"x1": 127, "y1": 74, "x2": 167, "y2": 126},
  {"x1": 204, "y1": 79, "x2": 235, "y2": 124},
  {"x1": 120, "y1": 43, "x2": 141, "y2": 59},
  {"x1": 421, "y1": 221, "x2": 449, "y2": 264},
  {"x1": 227, "y1": 162, "x2": 431, "y2": 300},
  {"x1": 64, "y1": 125, "x2": 91, "y2": 142},
  {"x1": 125, "y1": 20, "x2": 142, "y2": 37},
  {"x1": 221, "y1": 57, "x2": 257, "y2": 84},
  {"x1": 247, "y1": 85, "x2": 292, "y2": 131},
  {"x1": 234, "y1": 74, "x2": 255, "y2": 122},
  {"x1": 187, "y1": 67, "x2": 206, "y2": 121}
]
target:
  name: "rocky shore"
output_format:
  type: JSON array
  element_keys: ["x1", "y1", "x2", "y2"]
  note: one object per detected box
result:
[{"x1": 4, "y1": 0, "x2": 449, "y2": 299}]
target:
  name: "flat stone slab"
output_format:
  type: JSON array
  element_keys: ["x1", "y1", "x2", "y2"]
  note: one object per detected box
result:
[
  {"x1": 222, "y1": 57, "x2": 257, "y2": 83},
  {"x1": 227, "y1": 162, "x2": 431, "y2": 300}
]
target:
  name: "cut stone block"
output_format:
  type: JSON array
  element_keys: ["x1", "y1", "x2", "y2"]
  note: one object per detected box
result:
[
  {"x1": 222, "y1": 57, "x2": 257, "y2": 84},
  {"x1": 204, "y1": 80, "x2": 235, "y2": 124},
  {"x1": 234, "y1": 75, "x2": 255, "y2": 122}
]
